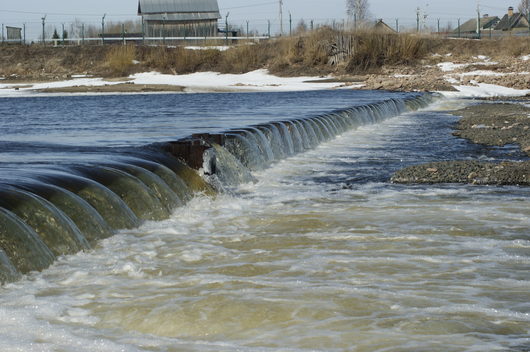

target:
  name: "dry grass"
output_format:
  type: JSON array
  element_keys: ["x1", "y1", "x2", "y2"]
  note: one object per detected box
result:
[
  {"x1": 432, "y1": 36, "x2": 530, "y2": 60},
  {"x1": 106, "y1": 45, "x2": 136, "y2": 76},
  {"x1": 346, "y1": 31, "x2": 431, "y2": 73},
  {"x1": 1, "y1": 31, "x2": 529, "y2": 80}
]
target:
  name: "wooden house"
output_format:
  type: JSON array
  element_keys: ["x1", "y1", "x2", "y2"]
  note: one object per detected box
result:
[
  {"x1": 373, "y1": 19, "x2": 396, "y2": 33},
  {"x1": 138, "y1": 0, "x2": 221, "y2": 38},
  {"x1": 453, "y1": 15, "x2": 500, "y2": 35},
  {"x1": 494, "y1": 7, "x2": 529, "y2": 31}
]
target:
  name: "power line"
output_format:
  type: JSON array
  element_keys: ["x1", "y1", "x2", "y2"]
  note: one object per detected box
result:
[
  {"x1": 0, "y1": 9, "x2": 134, "y2": 17},
  {"x1": 220, "y1": 1, "x2": 277, "y2": 11}
]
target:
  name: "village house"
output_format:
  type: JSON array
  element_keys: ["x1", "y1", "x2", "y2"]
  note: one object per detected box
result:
[
  {"x1": 373, "y1": 19, "x2": 396, "y2": 33},
  {"x1": 494, "y1": 6, "x2": 530, "y2": 31},
  {"x1": 138, "y1": 0, "x2": 221, "y2": 38},
  {"x1": 453, "y1": 15, "x2": 500, "y2": 36}
]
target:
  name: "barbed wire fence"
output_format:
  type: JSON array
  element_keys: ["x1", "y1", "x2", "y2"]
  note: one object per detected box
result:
[{"x1": 1, "y1": 14, "x2": 529, "y2": 46}]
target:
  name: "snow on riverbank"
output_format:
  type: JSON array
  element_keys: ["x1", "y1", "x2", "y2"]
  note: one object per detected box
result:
[
  {"x1": 0, "y1": 66, "x2": 527, "y2": 99},
  {"x1": 439, "y1": 82, "x2": 530, "y2": 98},
  {"x1": 130, "y1": 70, "x2": 358, "y2": 92},
  {"x1": 0, "y1": 69, "x2": 357, "y2": 97}
]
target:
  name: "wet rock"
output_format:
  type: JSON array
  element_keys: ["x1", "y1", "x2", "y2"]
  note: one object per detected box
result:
[
  {"x1": 452, "y1": 103, "x2": 530, "y2": 156},
  {"x1": 391, "y1": 161, "x2": 530, "y2": 186}
]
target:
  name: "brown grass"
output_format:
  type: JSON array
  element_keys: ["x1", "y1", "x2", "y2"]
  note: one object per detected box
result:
[
  {"x1": 345, "y1": 32, "x2": 431, "y2": 73},
  {"x1": 106, "y1": 45, "x2": 136, "y2": 76},
  {"x1": 1, "y1": 30, "x2": 529, "y2": 80}
]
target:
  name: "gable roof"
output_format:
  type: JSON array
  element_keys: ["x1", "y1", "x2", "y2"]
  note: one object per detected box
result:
[
  {"x1": 454, "y1": 16, "x2": 500, "y2": 33},
  {"x1": 138, "y1": 0, "x2": 221, "y2": 21},
  {"x1": 373, "y1": 19, "x2": 396, "y2": 33},
  {"x1": 495, "y1": 13, "x2": 529, "y2": 30}
]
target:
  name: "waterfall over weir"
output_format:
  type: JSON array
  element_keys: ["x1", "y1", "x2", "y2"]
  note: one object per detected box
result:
[{"x1": 0, "y1": 94, "x2": 435, "y2": 283}]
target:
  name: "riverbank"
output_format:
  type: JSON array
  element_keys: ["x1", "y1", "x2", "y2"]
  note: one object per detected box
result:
[
  {"x1": 392, "y1": 101, "x2": 530, "y2": 186},
  {"x1": 1, "y1": 31, "x2": 529, "y2": 96}
]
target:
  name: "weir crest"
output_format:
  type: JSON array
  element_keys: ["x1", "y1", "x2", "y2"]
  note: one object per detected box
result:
[{"x1": 0, "y1": 93, "x2": 436, "y2": 283}]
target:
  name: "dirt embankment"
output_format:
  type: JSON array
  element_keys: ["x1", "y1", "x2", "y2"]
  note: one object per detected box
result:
[{"x1": 392, "y1": 102, "x2": 530, "y2": 186}]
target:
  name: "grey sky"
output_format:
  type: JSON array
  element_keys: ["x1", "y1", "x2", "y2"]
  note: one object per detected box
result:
[{"x1": 0, "y1": 0, "x2": 521, "y2": 38}]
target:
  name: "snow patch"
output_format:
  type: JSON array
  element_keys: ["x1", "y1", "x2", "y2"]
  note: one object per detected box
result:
[
  {"x1": 439, "y1": 83, "x2": 530, "y2": 98},
  {"x1": 129, "y1": 69, "x2": 347, "y2": 92},
  {"x1": 458, "y1": 70, "x2": 506, "y2": 77},
  {"x1": 437, "y1": 62, "x2": 469, "y2": 72},
  {"x1": 185, "y1": 46, "x2": 230, "y2": 51},
  {"x1": 521, "y1": 55, "x2": 530, "y2": 61}
]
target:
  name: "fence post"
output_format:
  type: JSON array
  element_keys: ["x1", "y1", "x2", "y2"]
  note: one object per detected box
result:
[
  {"x1": 246, "y1": 20, "x2": 249, "y2": 39},
  {"x1": 141, "y1": 18, "x2": 145, "y2": 45},
  {"x1": 62, "y1": 23, "x2": 65, "y2": 45},
  {"x1": 268, "y1": 20, "x2": 271, "y2": 38},
  {"x1": 395, "y1": 19, "x2": 399, "y2": 33},
  {"x1": 23, "y1": 23, "x2": 26, "y2": 45},
  {"x1": 122, "y1": 23, "x2": 125, "y2": 45},
  {"x1": 41, "y1": 16, "x2": 46, "y2": 44},
  {"x1": 1, "y1": 24, "x2": 4, "y2": 44},
  {"x1": 457, "y1": 18, "x2": 461, "y2": 38},
  {"x1": 82, "y1": 24, "x2": 85, "y2": 45},
  {"x1": 162, "y1": 13, "x2": 167, "y2": 46},
  {"x1": 101, "y1": 14, "x2": 106, "y2": 45},
  {"x1": 225, "y1": 12, "x2": 229, "y2": 45}
]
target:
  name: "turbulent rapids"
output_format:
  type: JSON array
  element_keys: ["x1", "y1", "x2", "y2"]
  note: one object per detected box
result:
[{"x1": 0, "y1": 94, "x2": 434, "y2": 283}]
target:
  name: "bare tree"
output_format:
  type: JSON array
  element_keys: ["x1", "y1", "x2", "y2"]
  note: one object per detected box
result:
[
  {"x1": 346, "y1": 0, "x2": 370, "y2": 28},
  {"x1": 518, "y1": 0, "x2": 529, "y2": 14}
]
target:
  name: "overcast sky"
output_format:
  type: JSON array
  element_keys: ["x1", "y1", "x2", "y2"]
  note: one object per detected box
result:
[{"x1": 0, "y1": 0, "x2": 521, "y2": 38}]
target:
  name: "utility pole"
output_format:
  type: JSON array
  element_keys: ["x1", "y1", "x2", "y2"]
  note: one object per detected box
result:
[
  {"x1": 62, "y1": 23, "x2": 65, "y2": 45},
  {"x1": 395, "y1": 18, "x2": 399, "y2": 33},
  {"x1": 458, "y1": 18, "x2": 461, "y2": 38},
  {"x1": 289, "y1": 12, "x2": 292, "y2": 36},
  {"x1": 279, "y1": 0, "x2": 283, "y2": 35},
  {"x1": 246, "y1": 20, "x2": 249, "y2": 38},
  {"x1": 101, "y1": 14, "x2": 106, "y2": 45},
  {"x1": 310, "y1": 20, "x2": 314, "y2": 31},
  {"x1": 267, "y1": 19, "x2": 271, "y2": 38},
  {"x1": 1, "y1": 24, "x2": 4, "y2": 44},
  {"x1": 23, "y1": 23, "x2": 26, "y2": 44},
  {"x1": 41, "y1": 15, "x2": 46, "y2": 44},
  {"x1": 437, "y1": 18, "x2": 440, "y2": 34},
  {"x1": 82, "y1": 23, "x2": 85, "y2": 45},
  {"x1": 476, "y1": 1, "x2": 481, "y2": 39}
]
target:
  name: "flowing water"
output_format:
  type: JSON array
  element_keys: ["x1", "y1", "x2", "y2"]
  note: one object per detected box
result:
[{"x1": 0, "y1": 91, "x2": 528, "y2": 351}]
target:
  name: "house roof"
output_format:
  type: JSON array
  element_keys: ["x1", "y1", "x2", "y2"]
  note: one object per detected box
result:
[
  {"x1": 495, "y1": 13, "x2": 529, "y2": 30},
  {"x1": 373, "y1": 19, "x2": 396, "y2": 33},
  {"x1": 138, "y1": 0, "x2": 221, "y2": 21},
  {"x1": 454, "y1": 16, "x2": 500, "y2": 33}
]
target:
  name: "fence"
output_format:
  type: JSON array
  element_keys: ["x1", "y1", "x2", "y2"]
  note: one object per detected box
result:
[{"x1": 1, "y1": 16, "x2": 529, "y2": 47}]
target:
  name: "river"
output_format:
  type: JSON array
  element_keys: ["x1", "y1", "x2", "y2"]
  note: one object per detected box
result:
[{"x1": 0, "y1": 90, "x2": 528, "y2": 351}]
